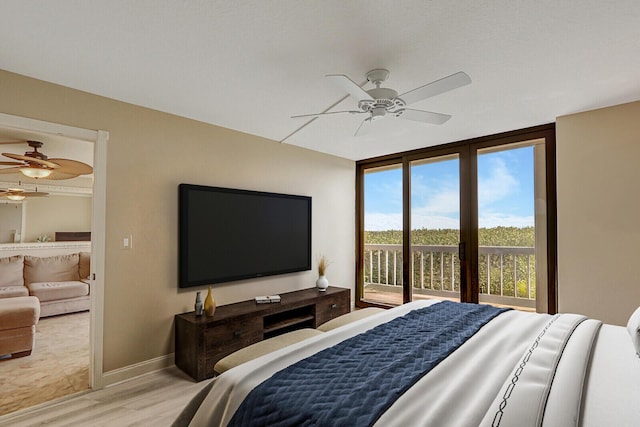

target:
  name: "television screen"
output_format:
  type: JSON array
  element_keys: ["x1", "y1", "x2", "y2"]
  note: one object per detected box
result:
[{"x1": 179, "y1": 184, "x2": 311, "y2": 288}]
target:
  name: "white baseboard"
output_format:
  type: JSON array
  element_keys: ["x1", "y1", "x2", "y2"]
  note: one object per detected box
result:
[{"x1": 100, "y1": 353, "x2": 175, "y2": 387}]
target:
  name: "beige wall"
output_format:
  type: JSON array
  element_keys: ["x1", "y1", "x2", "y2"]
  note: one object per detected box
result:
[
  {"x1": 24, "y1": 195, "x2": 92, "y2": 242},
  {"x1": 0, "y1": 203, "x2": 22, "y2": 243},
  {"x1": 557, "y1": 100, "x2": 640, "y2": 325},
  {"x1": 0, "y1": 69, "x2": 355, "y2": 373}
]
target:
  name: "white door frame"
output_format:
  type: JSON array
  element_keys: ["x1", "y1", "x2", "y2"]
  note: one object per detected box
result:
[{"x1": 0, "y1": 112, "x2": 108, "y2": 388}]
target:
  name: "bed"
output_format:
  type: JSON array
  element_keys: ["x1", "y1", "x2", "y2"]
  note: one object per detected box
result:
[{"x1": 176, "y1": 300, "x2": 640, "y2": 427}]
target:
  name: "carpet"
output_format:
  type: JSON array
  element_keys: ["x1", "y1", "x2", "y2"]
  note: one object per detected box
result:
[{"x1": 0, "y1": 311, "x2": 90, "y2": 416}]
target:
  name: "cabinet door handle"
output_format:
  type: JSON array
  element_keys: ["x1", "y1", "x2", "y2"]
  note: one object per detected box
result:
[
  {"x1": 331, "y1": 304, "x2": 337, "y2": 309},
  {"x1": 233, "y1": 331, "x2": 241, "y2": 337}
]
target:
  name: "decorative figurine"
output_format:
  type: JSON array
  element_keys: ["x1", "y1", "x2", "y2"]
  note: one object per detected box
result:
[{"x1": 194, "y1": 291, "x2": 204, "y2": 316}]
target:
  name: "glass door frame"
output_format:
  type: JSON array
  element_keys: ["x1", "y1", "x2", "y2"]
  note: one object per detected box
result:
[
  {"x1": 356, "y1": 157, "x2": 403, "y2": 304},
  {"x1": 355, "y1": 124, "x2": 557, "y2": 313},
  {"x1": 405, "y1": 146, "x2": 471, "y2": 304}
]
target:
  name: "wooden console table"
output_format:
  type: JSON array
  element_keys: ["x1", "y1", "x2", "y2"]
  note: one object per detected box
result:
[{"x1": 175, "y1": 286, "x2": 350, "y2": 381}]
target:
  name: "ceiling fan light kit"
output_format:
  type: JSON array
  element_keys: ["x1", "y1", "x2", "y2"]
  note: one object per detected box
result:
[
  {"x1": 291, "y1": 68, "x2": 471, "y2": 137},
  {"x1": 20, "y1": 165, "x2": 53, "y2": 179},
  {"x1": 6, "y1": 193, "x2": 26, "y2": 201}
]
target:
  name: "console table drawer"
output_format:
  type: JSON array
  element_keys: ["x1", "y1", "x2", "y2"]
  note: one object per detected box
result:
[
  {"x1": 205, "y1": 318, "x2": 262, "y2": 353},
  {"x1": 316, "y1": 293, "x2": 350, "y2": 327}
]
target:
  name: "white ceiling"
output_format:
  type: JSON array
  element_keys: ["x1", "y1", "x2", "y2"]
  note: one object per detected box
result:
[{"x1": 1, "y1": 1, "x2": 639, "y2": 161}]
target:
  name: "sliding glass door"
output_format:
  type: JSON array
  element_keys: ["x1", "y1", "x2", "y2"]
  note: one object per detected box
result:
[
  {"x1": 476, "y1": 140, "x2": 550, "y2": 312},
  {"x1": 410, "y1": 154, "x2": 461, "y2": 303},
  {"x1": 361, "y1": 163, "x2": 403, "y2": 306},
  {"x1": 356, "y1": 125, "x2": 556, "y2": 313}
]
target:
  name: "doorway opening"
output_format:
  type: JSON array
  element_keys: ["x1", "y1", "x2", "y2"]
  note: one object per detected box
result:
[{"x1": 0, "y1": 113, "x2": 107, "y2": 415}]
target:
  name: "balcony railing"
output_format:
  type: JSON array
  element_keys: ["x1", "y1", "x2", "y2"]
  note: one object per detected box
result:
[{"x1": 364, "y1": 244, "x2": 536, "y2": 309}]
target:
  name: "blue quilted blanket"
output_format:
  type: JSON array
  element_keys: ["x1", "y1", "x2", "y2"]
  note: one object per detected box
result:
[{"x1": 228, "y1": 301, "x2": 509, "y2": 427}]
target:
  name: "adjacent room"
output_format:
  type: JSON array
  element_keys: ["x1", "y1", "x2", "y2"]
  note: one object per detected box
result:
[
  {"x1": 0, "y1": 139, "x2": 94, "y2": 415},
  {"x1": 1, "y1": 1, "x2": 639, "y2": 426}
]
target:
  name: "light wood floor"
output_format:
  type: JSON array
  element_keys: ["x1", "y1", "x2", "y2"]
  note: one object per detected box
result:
[
  {"x1": 0, "y1": 366, "x2": 206, "y2": 427},
  {"x1": 1, "y1": 311, "x2": 206, "y2": 426}
]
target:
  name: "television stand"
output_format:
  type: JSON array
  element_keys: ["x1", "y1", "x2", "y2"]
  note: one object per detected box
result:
[{"x1": 174, "y1": 286, "x2": 350, "y2": 381}]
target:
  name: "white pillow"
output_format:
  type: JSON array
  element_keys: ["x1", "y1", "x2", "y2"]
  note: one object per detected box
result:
[{"x1": 626, "y1": 306, "x2": 640, "y2": 357}]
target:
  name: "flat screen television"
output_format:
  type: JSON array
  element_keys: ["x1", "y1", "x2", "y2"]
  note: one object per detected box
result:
[{"x1": 179, "y1": 184, "x2": 312, "y2": 288}]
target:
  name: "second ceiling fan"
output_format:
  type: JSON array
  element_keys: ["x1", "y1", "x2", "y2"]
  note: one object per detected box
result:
[
  {"x1": 292, "y1": 69, "x2": 471, "y2": 136},
  {"x1": 0, "y1": 187, "x2": 48, "y2": 201},
  {"x1": 0, "y1": 140, "x2": 92, "y2": 180}
]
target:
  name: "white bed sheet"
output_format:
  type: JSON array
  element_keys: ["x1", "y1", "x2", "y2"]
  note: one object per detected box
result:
[
  {"x1": 581, "y1": 324, "x2": 640, "y2": 427},
  {"x1": 375, "y1": 309, "x2": 556, "y2": 427},
  {"x1": 188, "y1": 302, "x2": 639, "y2": 427}
]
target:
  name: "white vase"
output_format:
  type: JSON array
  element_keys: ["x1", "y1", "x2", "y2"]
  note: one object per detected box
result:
[{"x1": 316, "y1": 275, "x2": 329, "y2": 291}]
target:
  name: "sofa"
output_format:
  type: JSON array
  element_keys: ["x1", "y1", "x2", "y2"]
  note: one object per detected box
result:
[
  {"x1": 0, "y1": 252, "x2": 91, "y2": 317},
  {"x1": 0, "y1": 296, "x2": 40, "y2": 357}
]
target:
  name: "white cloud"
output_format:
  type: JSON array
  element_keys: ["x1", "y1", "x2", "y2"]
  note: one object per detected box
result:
[
  {"x1": 478, "y1": 213, "x2": 534, "y2": 228},
  {"x1": 415, "y1": 189, "x2": 459, "y2": 215},
  {"x1": 364, "y1": 212, "x2": 402, "y2": 231},
  {"x1": 365, "y1": 211, "x2": 459, "y2": 231},
  {"x1": 365, "y1": 211, "x2": 533, "y2": 231},
  {"x1": 410, "y1": 213, "x2": 461, "y2": 230},
  {"x1": 478, "y1": 157, "x2": 518, "y2": 206}
]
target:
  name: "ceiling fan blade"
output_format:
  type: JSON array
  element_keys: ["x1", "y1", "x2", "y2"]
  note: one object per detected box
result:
[
  {"x1": 43, "y1": 171, "x2": 81, "y2": 180},
  {"x1": 326, "y1": 74, "x2": 374, "y2": 102},
  {"x1": 2, "y1": 152, "x2": 60, "y2": 168},
  {"x1": 399, "y1": 71, "x2": 471, "y2": 106},
  {"x1": 397, "y1": 109, "x2": 451, "y2": 125},
  {"x1": 281, "y1": 91, "x2": 354, "y2": 143},
  {"x1": 0, "y1": 167, "x2": 21, "y2": 174},
  {"x1": 291, "y1": 110, "x2": 364, "y2": 119},
  {"x1": 0, "y1": 139, "x2": 24, "y2": 145},
  {"x1": 47, "y1": 158, "x2": 92, "y2": 175},
  {"x1": 354, "y1": 117, "x2": 373, "y2": 137},
  {"x1": 23, "y1": 191, "x2": 49, "y2": 197},
  {"x1": 0, "y1": 161, "x2": 23, "y2": 166}
]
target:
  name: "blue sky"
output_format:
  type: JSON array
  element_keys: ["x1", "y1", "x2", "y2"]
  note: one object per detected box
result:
[{"x1": 364, "y1": 146, "x2": 535, "y2": 230}]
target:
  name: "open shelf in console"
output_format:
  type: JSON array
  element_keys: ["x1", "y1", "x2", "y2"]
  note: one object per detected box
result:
[{"x1": 263, "y1": 305, "x2": 315, "y2": 338}]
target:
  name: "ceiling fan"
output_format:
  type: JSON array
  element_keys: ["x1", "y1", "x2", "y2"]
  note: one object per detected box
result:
[
  {"x1": 0, "y1": 140, "x2": 92, "y2": 180},
  {"x1": 291, "y1": 69, "x2": 471, "y2": 136},
  {"x1": 0, "y1": 187, "x2": 49, "y2": 201}
]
